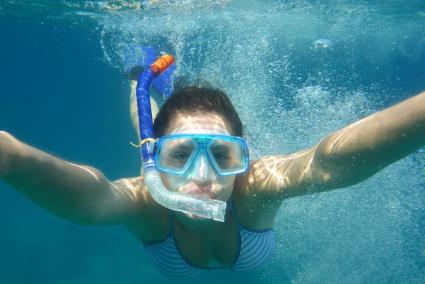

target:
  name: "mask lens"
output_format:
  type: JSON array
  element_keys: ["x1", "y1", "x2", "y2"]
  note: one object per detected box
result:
[
  {"x1": 157, "y1": 138, "x2": 197, "y2": 172},
  {"x1": 156, "y1": 135, "x2": 248, "y2": 176},
  {"x1": 209, "y1": 138, "x2": 245, "y2": 173}
]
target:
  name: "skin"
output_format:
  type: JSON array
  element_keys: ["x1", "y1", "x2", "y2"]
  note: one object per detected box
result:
[{"x1": 1, "y1": 89, "x2": 425, "y2": 269}]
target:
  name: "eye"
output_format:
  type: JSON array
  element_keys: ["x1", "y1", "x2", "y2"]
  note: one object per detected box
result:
[
  {"x1": 170, "y1": 151, "x2": 191, "y2": 160},
  {"x1": 212, "y1": 150, "x2": 232, "y2": 169},
  {"x1": 213, "y1": 151, "x2": 230, "y2": 161},
  {"x1": 166, "y1": 142, "x2": 195, "y2": 162}
]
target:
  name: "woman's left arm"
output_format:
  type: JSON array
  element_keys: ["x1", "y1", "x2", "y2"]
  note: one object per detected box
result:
[
  {"x1": 243, "y1": 91, "x2": 425, "y2": 201},
  {"x1": 311, "y1": 91, "x2": 425, "y2": 191},
  {"x1": 236, "y1": 92, "x2": 425, "y2": 228}
]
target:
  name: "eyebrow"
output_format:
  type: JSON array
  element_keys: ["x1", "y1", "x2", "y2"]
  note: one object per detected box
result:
[{"x1": 168, "y1": 143, "x2": 194, "y2": 150}]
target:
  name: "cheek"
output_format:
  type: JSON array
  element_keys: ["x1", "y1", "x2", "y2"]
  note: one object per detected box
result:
[
  {"x1": 218, "y1": 176, "x2": 235, "y2": 188},
  {"x1": 160, "y1": 173, "x2": 186, "y2": 191}
]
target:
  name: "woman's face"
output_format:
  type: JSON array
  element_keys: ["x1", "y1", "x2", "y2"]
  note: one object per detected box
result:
[{"x1": 159, "y1": 112, "x2": 236, "y2": 205}]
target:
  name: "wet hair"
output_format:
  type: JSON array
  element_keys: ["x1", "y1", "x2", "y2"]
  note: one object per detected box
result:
[{"x1": 153, "y1": 86, "x2": 243, "y2": 138}]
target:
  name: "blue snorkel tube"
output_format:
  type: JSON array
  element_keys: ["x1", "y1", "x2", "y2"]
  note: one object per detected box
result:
[{"x1": 136, "y1": 55, "x2": 227, "y2": 222}]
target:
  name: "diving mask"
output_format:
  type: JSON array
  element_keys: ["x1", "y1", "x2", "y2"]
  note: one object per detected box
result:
[{"x1": 154, "y1": 134, "x2": 249, "y2": 177}]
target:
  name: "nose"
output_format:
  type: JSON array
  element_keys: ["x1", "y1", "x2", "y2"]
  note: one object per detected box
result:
[{"x1": 191, "y1": 152, "x2": 214, "y2": 185}]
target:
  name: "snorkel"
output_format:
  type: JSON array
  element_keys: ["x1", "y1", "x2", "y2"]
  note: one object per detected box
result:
[{"x1": 136, "y1": 54, "x2": 227, "y2": 222}]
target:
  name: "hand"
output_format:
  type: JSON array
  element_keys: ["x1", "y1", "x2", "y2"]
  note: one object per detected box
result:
[{"x1": 0, "y1": 131, "x2": 16, "y2": 177}]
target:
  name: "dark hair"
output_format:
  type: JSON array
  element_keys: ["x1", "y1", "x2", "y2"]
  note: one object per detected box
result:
[{"x1": 153, "y1": 86, "x2": 243, "y2": 138}]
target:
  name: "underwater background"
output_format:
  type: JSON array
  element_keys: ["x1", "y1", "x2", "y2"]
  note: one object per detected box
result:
[{"x1": 0, "y1": 0, "x2": 425, "y2": 283}]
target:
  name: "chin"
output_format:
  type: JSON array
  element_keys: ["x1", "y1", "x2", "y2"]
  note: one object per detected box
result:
[
  {"x1": 185, "y1": 212, "x2": 201, "y2": 219},
  {"x1": 181, "y1": 212, "x2": 211, "y2": 224},
  {"x1": 183, "y1": 211, "x2": 206, "y2": 219}
]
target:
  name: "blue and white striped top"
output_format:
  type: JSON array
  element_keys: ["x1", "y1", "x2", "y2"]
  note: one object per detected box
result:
[{"x1": 144, "y1": 200, "x2": 275, "y2": 278}]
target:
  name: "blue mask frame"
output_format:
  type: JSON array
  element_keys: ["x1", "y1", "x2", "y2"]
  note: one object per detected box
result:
[{"x1": 154, "y1": 134, "x2": 250, "y2": 176}]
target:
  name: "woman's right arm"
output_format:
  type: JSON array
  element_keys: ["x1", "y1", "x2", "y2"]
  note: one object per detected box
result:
[{"x1": 0, "y1": 131, "x2": 146, "y2": 225}]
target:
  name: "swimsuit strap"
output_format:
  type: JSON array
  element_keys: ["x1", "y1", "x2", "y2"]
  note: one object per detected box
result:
[
  {"x1": 168, "y1": 209, "x2": 175, "y2": 237},
  {"x1": 228, "y1": 198, "x2": 242, "y2": 229}
]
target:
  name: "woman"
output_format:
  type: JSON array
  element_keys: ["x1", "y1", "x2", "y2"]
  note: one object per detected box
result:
[{"x1": 0, "y1": 64, "x2": 424, "y2": 277}]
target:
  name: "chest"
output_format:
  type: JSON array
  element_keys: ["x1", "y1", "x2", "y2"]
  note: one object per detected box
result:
[
  {"x1": 172, "y1": 211, "x2": 240, "y2": 268},
  {"x1": 144, "y1": 213, "x2": 276, "y2": 272},
  {"x1": 127, "y1": 190, "x2": 277, "y2": 267}
]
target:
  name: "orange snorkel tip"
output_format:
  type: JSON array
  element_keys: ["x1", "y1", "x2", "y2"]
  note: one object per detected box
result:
[{"x1": 151, "y1": 54, "x2": 175, "y2": 74}]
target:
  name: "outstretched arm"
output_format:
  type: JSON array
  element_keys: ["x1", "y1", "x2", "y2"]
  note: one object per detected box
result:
[
  {"x1": 313, "y1": 91, "x2": 425, "y2": 190},
  {"x1": 0, "y1": 131, "x2": 145, "y2": 225},
  {"x1": 248, "y1": 91, "x2": 425, "y2": 199},
  {"x1": 236, "y1": 91, "x2": 425, "y2": 228}
]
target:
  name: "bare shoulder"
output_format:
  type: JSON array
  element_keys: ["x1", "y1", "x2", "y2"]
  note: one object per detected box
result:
[
  {"x1": 236, "y1": 149, "x2": 316, "y2": 196},
  {"x1": 113, "y1": 176, "x2": 168, "y2": 244},
  {"x1": 112, "y1": 176, "x2": 150, "y2": 203},
  {"x1": 232, "y1": 149, "x2": 319, "y2": 229}
]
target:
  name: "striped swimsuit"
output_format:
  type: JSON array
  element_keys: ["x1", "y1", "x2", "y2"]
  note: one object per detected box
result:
[{"x1": 144, "y1": 200, "x2": 275, "y2": 278}]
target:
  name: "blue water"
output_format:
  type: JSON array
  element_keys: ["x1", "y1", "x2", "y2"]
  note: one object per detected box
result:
[{"x1": 1, "y1": 1, "x2": 425, "y2": 283}]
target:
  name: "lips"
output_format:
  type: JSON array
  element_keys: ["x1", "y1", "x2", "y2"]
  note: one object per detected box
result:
[{"x1": 185, "y1": 187, "x2": 218, "y2": 199}]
